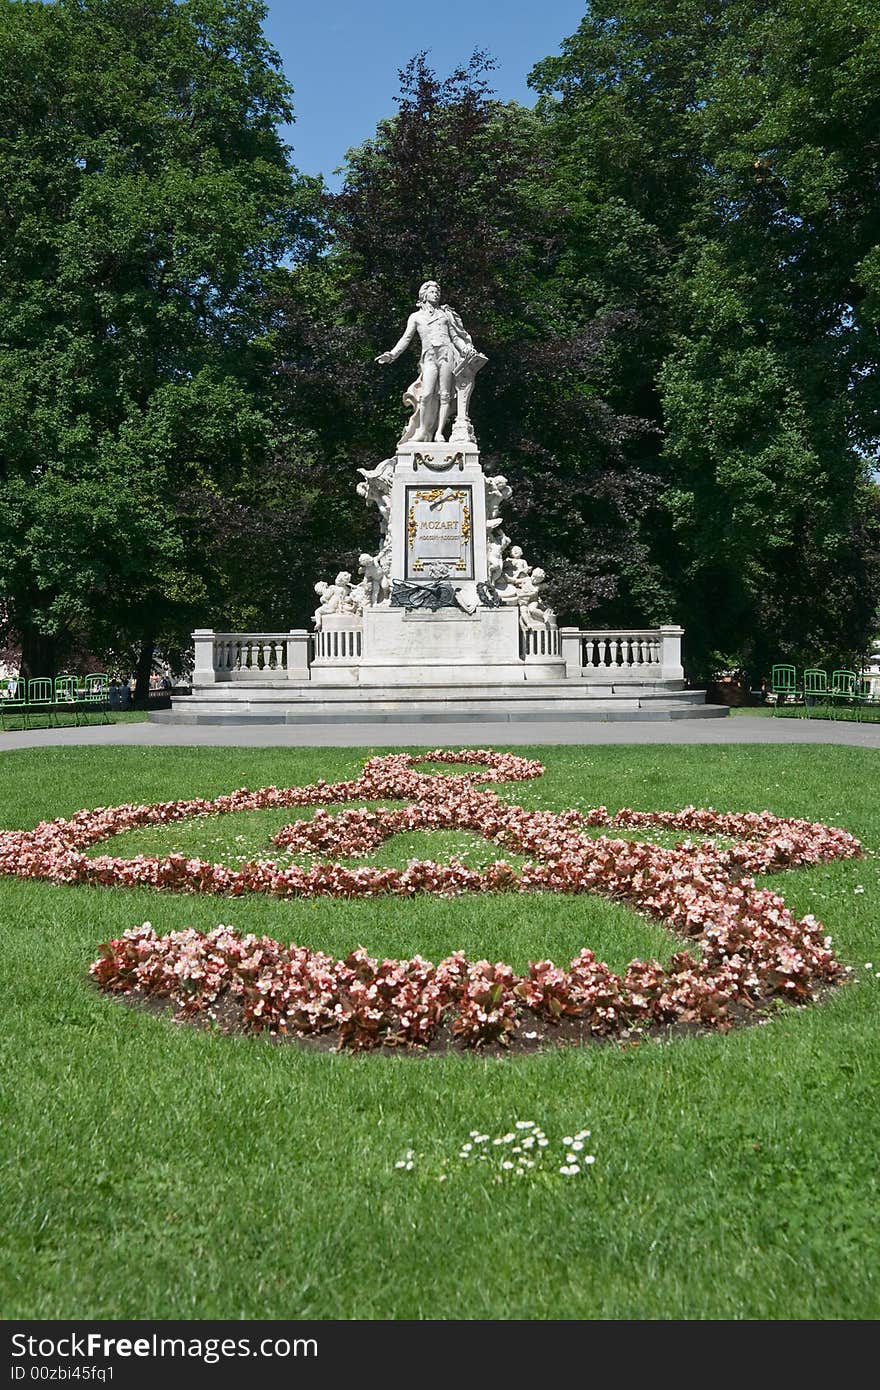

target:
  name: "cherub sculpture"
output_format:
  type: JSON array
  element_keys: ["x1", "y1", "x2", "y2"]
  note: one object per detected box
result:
[
  {"x1": 356, "y1": 458, "x2": 395, "y2": 534},
  {"x1": 485, "y1": 474, "x2": 512, "y2": 529},
  {"x1": 487, "y1": 530, "x2": 511, "y2": 588},
  {"x1": 358, "y1": 552, "x2": 391, "y2": 607},
  {"x1": 313, "y1": 572, "x2": 361, "y2": 625}
]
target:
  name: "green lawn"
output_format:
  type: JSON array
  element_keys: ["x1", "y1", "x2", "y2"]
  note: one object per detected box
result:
[
  {"x1": 0, "y1": 708, "x2": 150, "y2": 733},
  {"x1": 731, "y1": 703, "x2": 880, "y2": 721},
  {"x1": 1, "y1": 742, "x2": 878, "y2": 1319}
]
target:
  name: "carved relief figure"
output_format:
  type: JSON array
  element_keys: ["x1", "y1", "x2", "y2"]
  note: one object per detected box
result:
[{"x1": 375, "y1": 281, "x2": 487, "y2": 444}]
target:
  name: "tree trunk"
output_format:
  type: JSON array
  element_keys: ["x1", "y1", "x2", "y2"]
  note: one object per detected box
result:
[
  {"x1": 133, "y1": 636, "x2": 155, "y2": 707},
  {"x1": 19, "y1": 630, "x2": 59, "y2": 684}
]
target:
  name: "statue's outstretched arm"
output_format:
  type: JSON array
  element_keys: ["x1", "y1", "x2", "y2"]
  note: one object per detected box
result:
[{"x1": 376, "y1": 313, "x2": 418, "y2": 365}]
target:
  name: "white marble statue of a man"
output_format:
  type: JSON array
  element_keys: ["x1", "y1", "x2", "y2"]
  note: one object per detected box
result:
[{"x1": 375, "y1": 281, "x2": 486, "y2": 444}]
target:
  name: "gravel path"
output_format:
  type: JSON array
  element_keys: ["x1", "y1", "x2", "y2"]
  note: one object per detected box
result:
[{"x1": 2, "y1": 716, "x2": 880, "y2": 750}]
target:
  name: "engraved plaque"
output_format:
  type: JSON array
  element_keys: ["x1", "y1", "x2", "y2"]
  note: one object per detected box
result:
[{"x1": 405, "y1": 485, "x2": 473, "y2": 580}]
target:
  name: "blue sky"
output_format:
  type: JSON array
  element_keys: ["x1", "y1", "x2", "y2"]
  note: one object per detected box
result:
[{"x1": 263, "y1": 1, "x2": 586, "y2": 185}]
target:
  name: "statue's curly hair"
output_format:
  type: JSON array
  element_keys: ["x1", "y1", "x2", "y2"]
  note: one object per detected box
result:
[{"x1": 417, "y1": 280, "x2": 440, "y2": 306}]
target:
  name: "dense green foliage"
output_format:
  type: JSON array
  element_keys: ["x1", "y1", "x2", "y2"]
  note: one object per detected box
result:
[
  {"x1": 269, "y1": 2, "x2": 880, "y2": 665},
  {"x1": 2, "y1": 741, "x2": 879, "y2": 1316},
  {"x1": 274, "y1": 54, "x2": 663, "y2": 623},
  {"x1": 0, "y1": 0, "x2": 318, "y2": 681},
  {"x1": 1, "y1": 0, "x2": 878, "y2": 678},
  {"x1": 530, "y1": 0, "x2": 880, "y2": 673}
]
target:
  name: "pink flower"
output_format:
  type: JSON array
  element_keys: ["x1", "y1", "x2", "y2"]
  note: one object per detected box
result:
[{"x1": 27, "y1": 747, "x2": 853, "y2": 1051}]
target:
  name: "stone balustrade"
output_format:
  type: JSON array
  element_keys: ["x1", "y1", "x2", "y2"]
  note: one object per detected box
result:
[
  {"x1": 559, "y1": 625, "x2": 684, "y2": 682},
  {"x1": 193, "y1": 630, "x2": 310, "y2": 684},
  {"x1": 193, "y1": 622, "x2": 684, "y2": 685},
  {"x1": 310, "y1": 614, "x2": 364, "y2": 665},
  {"x1": 520, "y1": 626, "x2": 561, "y2": 660}
]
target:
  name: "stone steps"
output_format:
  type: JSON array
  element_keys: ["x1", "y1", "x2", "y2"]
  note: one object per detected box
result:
[
  {"x1": 188, "y1": 678, "x2": 691, "y2": 702},
  {"x1": 154, "y1": 687, "x2": 727, "y2": 726}
]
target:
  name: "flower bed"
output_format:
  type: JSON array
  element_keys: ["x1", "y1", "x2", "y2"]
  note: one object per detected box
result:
[{"x1": 0, "y1": 749, "x2": 861, "y2": 1050}]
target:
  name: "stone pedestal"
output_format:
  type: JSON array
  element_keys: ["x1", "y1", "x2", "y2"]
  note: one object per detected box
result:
[
  {"x1": 389, "y1": 441, "x2": 488, "y2": 609},
  {"x1": 359, "y1": 605, "x2": 535, "y2": 685},
  {"x1": 308, "y1": 436, "x2": 565, "y2": 685},
  {"x1": 308, "y1": 425, "x2": 569, "y2": 686}
]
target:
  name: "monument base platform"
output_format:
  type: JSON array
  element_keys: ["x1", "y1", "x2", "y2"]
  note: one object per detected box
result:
[
  {"x1": 309, "y1": 605, "x2": 565, "y2": 686},
  {"x1": 172, "y1": 627, "x2": 726, "y2": 726},
  {"x1": 154, "y1": 680, "x2": 728, "y2": 726}
]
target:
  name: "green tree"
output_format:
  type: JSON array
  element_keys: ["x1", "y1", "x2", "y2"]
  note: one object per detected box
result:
[
  {"x1": 273, "y1": 53, "x2": 667, "y2": 624},
  {"x1": 531, "y1": 0, "x2": 880, "y2": 677},
  {"x1": 0, "y1": 0, "x2": 317, "y2": 685}
]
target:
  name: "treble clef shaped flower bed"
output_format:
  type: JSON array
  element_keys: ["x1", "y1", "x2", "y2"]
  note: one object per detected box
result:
[{"x1": 0, "y1": 750, "x2": 862, "y2": 1052}]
